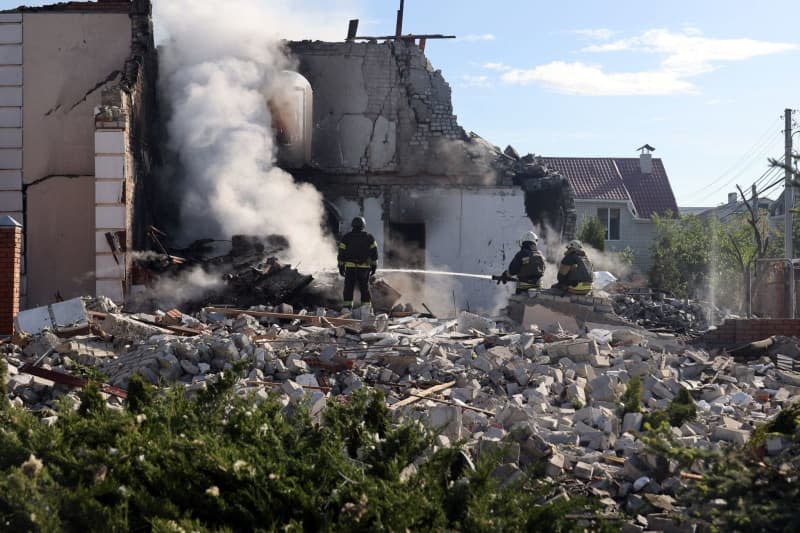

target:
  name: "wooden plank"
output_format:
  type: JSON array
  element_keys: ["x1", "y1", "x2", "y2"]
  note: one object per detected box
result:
[
  {"x1": 390, "y1": 380, "x2": 456, "y2": 410},
  {"x1": 205, "y1": 307, "x2": 361, "y2": 327}
]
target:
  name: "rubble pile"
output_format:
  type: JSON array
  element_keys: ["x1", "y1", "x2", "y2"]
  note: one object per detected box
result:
[
  {"x1": 611, "y1": 291, "x2": 726, "y2": 333},
  {"x1": 3, "y1": 296, "x2": 800, "y2": 530},
  {"x1": 131, "y1": 235, "x2": 315, "y2": 311}
]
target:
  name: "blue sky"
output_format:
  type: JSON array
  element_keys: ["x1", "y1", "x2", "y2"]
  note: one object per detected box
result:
[{"x1": 3, "y1": 0, "x2": 798, "y2": 207}]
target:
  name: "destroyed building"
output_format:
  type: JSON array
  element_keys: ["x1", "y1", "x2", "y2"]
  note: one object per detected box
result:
[
  {"x1": 282, "y1": 39, "x2": 576, "y2": 313},
  {"x1": 0, "y1": 0, "x2": 157, "y2": 308}
]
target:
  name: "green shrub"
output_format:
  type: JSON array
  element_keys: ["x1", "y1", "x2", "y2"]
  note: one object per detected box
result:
[
  {"x1": 0, "y1": 377, "x2": 609, "y2": 531},
  {"x1": 619, "y1": 376, "x2": 642, "y2": 416},
  {"x1": 577, "y1": 217, "x2": 606, "y2": 252},
  {"x1": 666, "y1": 386, "x2": 696, "y2": 427}
]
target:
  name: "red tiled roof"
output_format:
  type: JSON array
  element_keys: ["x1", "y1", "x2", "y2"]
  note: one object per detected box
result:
[{"x1": 540, "y1": 156, "x2": 678, "y2": 218}]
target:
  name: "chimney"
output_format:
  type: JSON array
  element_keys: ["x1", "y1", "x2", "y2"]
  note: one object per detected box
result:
[
  {"x1": 728, "y1": 192, "x2": 737, "y2": 205},
  {"x1": 636, "y1": 144, "x2": 655, "y2": 174}
]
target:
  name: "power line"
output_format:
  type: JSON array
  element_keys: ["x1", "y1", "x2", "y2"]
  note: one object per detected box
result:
[{"x1": 685, "y1": 117, "x2": 781, "y2": 198}]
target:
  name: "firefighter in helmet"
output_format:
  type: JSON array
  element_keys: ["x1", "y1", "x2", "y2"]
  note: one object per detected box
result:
[
  {"x1": 337, "y1": 216, "x2": 378, "y2": 309},
  {"x1": 501, "y1": 231, "x2": 546, "y2": 294},
  {"x1": 552, "y1": 239, "x2": 594, "y2": 295}
]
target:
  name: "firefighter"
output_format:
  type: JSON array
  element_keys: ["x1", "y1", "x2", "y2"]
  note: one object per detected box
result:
[
  {"x1": 501, "y1": 231, "x2": 545, "y2": 294},
  {"x1": 337, "y1": 216, "x2": 378, "y2": 309},
  {"x1": 552, "y1": 239, "x2": 594, "y2": 295}
]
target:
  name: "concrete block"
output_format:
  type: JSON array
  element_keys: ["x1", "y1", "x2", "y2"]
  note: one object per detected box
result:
[
  {"x1": 0, "y1": 107, "x2": 21, "y2": 127},
  {"x1": 0, "y1": 44, "x2": 21, "y2": 65},
  {"x1": 545, "y1": 452, "x2": 565, "y2": 477},
  {"x1": 95, "y1": 131, "x2": 126, "y2": 154},
  {"x1": 0, "y1": 24, "x2": 22, "y2": 44},
  {"x1": 0, "y1": 87, "x2": 21, "y2": 106},
  {"x1": 95, "y1": 156, "x2": 124, "y2": 179},
  {"x1": 281, "y1": 380, "x2": 305, "y2": 401},
  {"x1": 0, "y1": 148, "x2": 21, "y2": 169},
  {"x1": 0, "y1": 66, "x2": 21, "y2": 85},
  {"x1": 95, "y1": 205, "x2": 125, "y2": 229},
  {"x1": 712, "y1": 427, "x2": 750, "y2": 446},
  {"x1": 588, "y1": 375, "x2": 619, "y2": 403},
  {"x1": 428, "y1": 404, "x2": 463, "y2": 441},
  {"x1": 95, "y1": 279, "x2": 124, "y2": 302},
  {"x1": 566, "y1": 381, "x2": 586, "y2": 407},
  {"x1": 95, "y1": 180, "x2": 124, "y2": 204},
  {"x1": 766, "y1": 437, "x2": 784, "y2": 456},
  {"x1": 0, "y1": 128, "x2": 20, "y2": 150},
  {"x1": 0, "y1": 169, "x2": 20, "y2": 190},
  {"x1": 573, "y1": 461, "x2": 594, "y2": 480},
  {"x1": 457, "y1": 310, "x2": 496, "y2": 334},
  {"x1": 622, "y1": 412, "x2": 643, "y2": 433},
  {"x1": 0, "y1": 190, "x2": 20, "y2": 211},
  {"x1": 96, "y1": 254, "x2": 124, "y2": 278}
]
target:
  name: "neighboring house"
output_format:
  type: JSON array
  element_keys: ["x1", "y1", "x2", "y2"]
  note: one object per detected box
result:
[
  {"x1": 540, "y1": 151, "x2": 679, "y2": 272},
  {"x1": 696, "y1": 192, "x2": 773, "y2": 222}
]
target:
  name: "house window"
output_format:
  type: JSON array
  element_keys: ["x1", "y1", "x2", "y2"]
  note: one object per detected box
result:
[{"x1": 597, "y1": 208, "x2": 621, "y2": 240}]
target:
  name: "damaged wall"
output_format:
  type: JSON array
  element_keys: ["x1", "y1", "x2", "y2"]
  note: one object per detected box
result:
[
  {"x1": 333, "y1": 185, "x2": 533, "y2": 315},
  {"x1": 290, "y1": 40, "x2": 495, "y2": 182},
  {"x1": 289, "y1": 39, "x2": 575, "y2": 313},
  {"x1": 0, "y1": 1, "x2": 158, "y2": 308}
]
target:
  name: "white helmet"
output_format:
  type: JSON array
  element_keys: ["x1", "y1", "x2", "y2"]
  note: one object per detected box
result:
[
  {"x1": 567, "y1": 239, "x2": 583, "y2": 251},
  {"x1": 521, "y1": 231, "x2": 538, "y2": 244}
]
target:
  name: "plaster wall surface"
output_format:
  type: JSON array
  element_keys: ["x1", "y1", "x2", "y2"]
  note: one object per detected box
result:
[
  {"x1": 21, "y1": 12, "x2": 131, "y2": 308},
  {"x1": 26, "y1": 176, "x2": 95, "y2": 307},
  {"x1": 22, "y1": 12, "x2": 131, "y2": 183},
  {"x1": 336, "y1": 186, "x2": 533, "y2": 315}
]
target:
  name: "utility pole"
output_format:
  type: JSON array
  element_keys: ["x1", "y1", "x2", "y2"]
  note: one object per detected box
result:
[{"x1": 785, "y1": 108, "x2": 793, "y2": 259}]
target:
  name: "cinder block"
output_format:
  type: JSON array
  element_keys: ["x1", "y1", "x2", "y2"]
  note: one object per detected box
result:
[
  {"x1": 0, "y1": 190, "x2": 21, "y2": 211},
  {"x1": 0, "y1": 148, "x2": 21, "y2": 169},
  {"x1": 0, "y1": 107, "x2": 21, "y2": 128},
  {"x1": 95, "y1": 279, "x2": 124, "y2": 303},
  {"x1": 94, "y1": 156, "x2": 124, "y2": 179},
  {"x1": 0, "y1": 44, "x2": 22, "y2": 65},
  {"x1": 0, "y1": 66, "x2": 21, "y2": 86},
  {"x1": 94, "y1": 131, "x2": 126, "y2": 154},
  {"x1": 0, "y1": 128, "x2": 21, "y2": 148},
  {"x1": 0, "y1": 87, "x2": 21, "y2": 106},
  {"x1": 0, "y1": 170, "x2": 20, "y2": 190},
  {"x1": 95, "y1": 253, "x2": 124, "y2": 278},
  {"x1": 0, "y1": 25, "x2": 22, "y2": 44},
  {"x1": 95, "y1": 205, "x2": 125, "y2": 229},
  {"x1": 95, "y1": 180, "x2": 124, "y2": 204}
]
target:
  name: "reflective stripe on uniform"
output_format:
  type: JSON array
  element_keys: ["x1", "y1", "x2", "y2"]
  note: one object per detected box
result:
[
  {"x1": 338, "y1": 242, "x2": 347, "y2": 249},
  {"x1": 343, "y1": 262, "x2": 373, "y2": 269},
  {"x1": 567, "y1": 282, "x2": 593, "y2": 295},
  {"x1": 370, "y1": 241, "x2": 377, "y2": 249},
  {"x1": 518, "y1": 281, "x2": 542, "y2": 290}
]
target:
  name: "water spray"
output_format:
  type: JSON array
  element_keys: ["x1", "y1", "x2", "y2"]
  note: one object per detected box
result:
[{"x1": 376, "y1": 268, "x2": 494, "y2": 281}]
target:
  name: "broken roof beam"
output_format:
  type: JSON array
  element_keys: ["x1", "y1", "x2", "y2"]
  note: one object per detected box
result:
[{"x1": 351, "y1": 34, "x2": 455, "y2": 41}]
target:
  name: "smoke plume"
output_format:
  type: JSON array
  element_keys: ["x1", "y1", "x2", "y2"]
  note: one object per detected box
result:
[{"x1": 154, "y1": 0, "x2": 357, "y2": 272}]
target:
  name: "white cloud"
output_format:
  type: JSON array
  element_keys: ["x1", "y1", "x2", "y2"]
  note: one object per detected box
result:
[
  {"x1": 582, "y1": 29, "x2": 797, "y2": 76},
  {"x1": 501, "y1": 61, "x2": 695, "y2": 96},
  {"x1": 459, "y1": 74, "x2": 493, "y2": 88},
  {"x1": 482, "y1": 62, "x2": 511, "y2": 72},
  {"x1": 496, "y1": 28, "x2": 798, "y2": 96},
  {"x1": 461, "y1": 33, "x2": 495, "y2": 42},
  {"x1": 572, "y1": 28, "x2": 615, "y2": 41}
]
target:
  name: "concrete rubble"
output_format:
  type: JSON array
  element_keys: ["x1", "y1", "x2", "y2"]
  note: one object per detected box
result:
[{"x1": 3, "y1": 294, "x2": 799, "y2": 530}]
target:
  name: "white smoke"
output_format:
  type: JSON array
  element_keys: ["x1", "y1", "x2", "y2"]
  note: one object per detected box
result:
[{"x1": 154, "y1": 0, "x2": 359, "y2": 272}]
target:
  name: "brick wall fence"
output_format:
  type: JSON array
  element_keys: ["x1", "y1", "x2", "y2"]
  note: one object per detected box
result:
[
  {"x1": 695, "y1": 319, "x2": 800, "y2": 345},
  {"x1": 0, "y1": 215, "x2": 22, "y2": 335}
]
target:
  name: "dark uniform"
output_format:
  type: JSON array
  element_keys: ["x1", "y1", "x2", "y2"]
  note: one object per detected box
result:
[
  {"x1": 338, "y1": 227, "x2": 378, "y2": 308},
  {"x1": 555, "y1": 249, "x2": 593, "y2": 295},
  {"x1": 508, "y1": 242, "x2": 545, "y2": 294}
]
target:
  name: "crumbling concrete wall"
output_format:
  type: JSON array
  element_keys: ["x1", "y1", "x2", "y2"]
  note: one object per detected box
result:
[{"x1": 289, "y1": 40, "x2": 494, "y2": 182}]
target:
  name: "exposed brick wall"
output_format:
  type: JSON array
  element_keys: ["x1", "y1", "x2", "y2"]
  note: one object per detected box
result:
[
  {"x1": 0, "y1": 224, "x2": 22, "y2": 335},
  {"x1": 696, "y1": 319, "x2": 800, "y2": 345}
]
